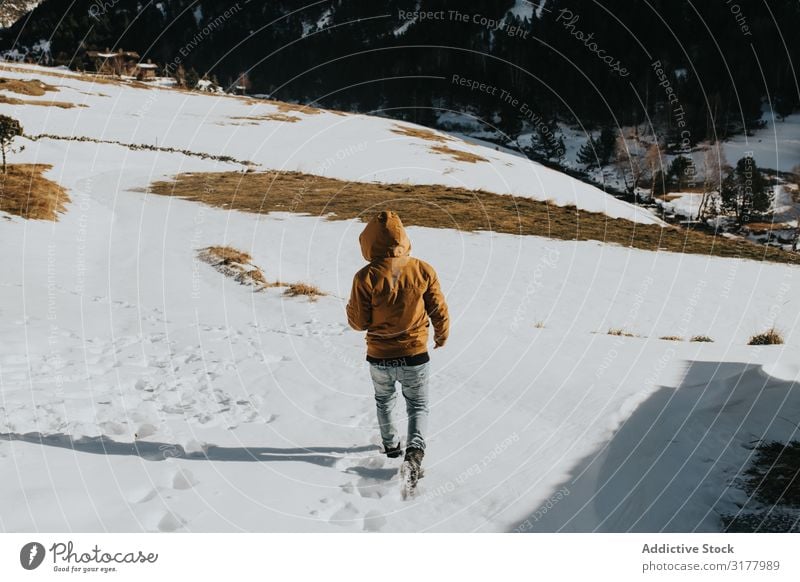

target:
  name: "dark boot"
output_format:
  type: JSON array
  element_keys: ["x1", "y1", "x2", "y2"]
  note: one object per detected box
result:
[
  {"x1": 401, "y1": 447, "x2": 425, "y2": 498},
  {"x1": 384, "y1": 442, "x2": 403, "y2": 459},
  {"x1": 404, "y1": 447, "x2": 424, "y2": 471}
]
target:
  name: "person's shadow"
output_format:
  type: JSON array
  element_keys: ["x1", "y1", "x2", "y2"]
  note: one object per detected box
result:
[{"x1": 0, "y1": 432, "x2": 380, "y2": 467}]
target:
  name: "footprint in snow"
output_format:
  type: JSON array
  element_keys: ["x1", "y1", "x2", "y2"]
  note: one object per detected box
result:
[
  {"x1": 131, "y1": 487, "x2": 160, "y2": 505},
  {"x1": 99, "y1": 421, "x2": 128, "y2": 436},
  {"x1": 363, "y1": 510, "x2": 387, "y2": 532},
  {"x1": 340, "y1": 456, "x2": 398, "y2": 499},
  {"x1": 156, "y1": 511, "x2": 186, "y2": 532},
  {"x1": 172, "y1": 469, "x2": 198, "y2": 490},
  {"x1": 135, "y1": 423, "x2": 158, "y2": 439},
  {"x1": 328, "y1": 502, "x2": 361, "y2": 527}
]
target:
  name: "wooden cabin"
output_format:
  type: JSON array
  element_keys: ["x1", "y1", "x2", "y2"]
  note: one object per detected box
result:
[
  {"x1": 85, "y1": 48, "x2": 140, "y2": 77},
  {"x1": 135, "y1": 61, "x2": 158, "y2": 81}
]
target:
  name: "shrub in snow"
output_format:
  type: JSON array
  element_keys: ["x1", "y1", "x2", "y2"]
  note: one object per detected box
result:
[
  {"x1": 0, "y1": 114, "x2": 24, "y2": 173},
  {"x1": 747, "y1": 328, "x2": 784, "y2": 345},
  {"x1": 739, "y1": 440, "x2": 800, "y2": 508}
]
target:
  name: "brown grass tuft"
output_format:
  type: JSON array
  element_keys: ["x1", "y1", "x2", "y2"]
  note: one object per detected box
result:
[
  {"x1": 202, "y1": 245, "x2": 252, "y2": 265},
  {"x1": 608, "y1": 328, "x2": 637, "y2": 337},
  {"x1": 197, "y1": 246, "x2": 266, "y2": 287},
  {"x1": 659, "y1": 335, "x2": 684, "y2": 341},
  {"x1": 196, "y1": 246, "x2": 326, "y2": 299},
  {"x1": 0, "y1": 93, "x2": 80, "y2": 108},
  {"x1": 748, "y1": 328, "x2": 784, "y2": 346},
  {"x1": 146, "y1": 170, "x2": 800, "y2": 265},
  {"x1": 690, "y1": 335, "x2": 714, "y2": 343},
  {"x1": 283, "y1": 282, "x2": 326, "y2": 300},
  {"x1": 0, "y1": 164, "x2": 70, "y2": 220}
]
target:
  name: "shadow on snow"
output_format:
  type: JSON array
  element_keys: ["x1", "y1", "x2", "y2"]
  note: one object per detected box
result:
[
  {"x1": 0, "y1": 432, "x2": 380, "y2": 467},
  {"x1": 510, "y1": 360, "x2": 800, "y2": 532}
]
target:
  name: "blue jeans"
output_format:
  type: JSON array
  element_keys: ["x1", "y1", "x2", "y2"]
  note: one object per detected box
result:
[{"x1": 369, "y1": 362, "x2": 430, "y2": 451}]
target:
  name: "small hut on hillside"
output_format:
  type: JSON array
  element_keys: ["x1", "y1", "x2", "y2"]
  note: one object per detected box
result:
[
  {"x1": 86, "y1": 48, "x2": 140, "y2": 77},
  {"x1": 135, "y1": 61, "x2": 159, "y2": 81}
]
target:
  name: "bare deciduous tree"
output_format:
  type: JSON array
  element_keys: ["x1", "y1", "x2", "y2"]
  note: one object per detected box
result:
[
  {"x1": 614, "y1": 133, "x2": 645, "y2": 196},
  {"x1": 643, "y1": 142, "x2": 664, "y2": 200},
  {"x1": 697, "y1": 142, "x2": 727, "y2": 221}
]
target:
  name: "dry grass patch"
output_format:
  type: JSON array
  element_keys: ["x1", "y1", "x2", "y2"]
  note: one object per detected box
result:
[
  {"x1": 748, "y1": 328, "x2": 784, "y2": 346},
  {"x1": 745, "y1": 222, "x2": 783, "y2": 232},
  {"x1": 0, "y1": 93, "x2": 81, "y2": 108},
  {"x1": 228, "y1": 113, "x2": 301, "y2": 125},
  {"x1": 391, "y1": 124, "x2": 452, "y2": 143},
  {"x1": 0, "y1": 164, "x2": 70, "y2": 220},
  {"x1": 0, "y1": 76, "x2": 57, "y2": 96},
  {"x1": 197, "y1": 246, "x2": 325, "y2": 300},
  {"x1": 430, "y1": 144, "x2": 488, "y2": 164},
  {"x1": 146, "y1": 170, "x2": 800, "y2": 265},
  {"x1": 0, "y1": 65, "x2": 125, "y2": 86},
  {"x1": 608, "y1": 328, "x2": 637, "y2": 337},
  {"x1": 390, "y1": 124, "x2": 487, "y2": 163},
  {"x1": 225, "y1": 101, "x2": 327, "y2": 125},
  {"x1": 271, "y1": 101, "x2": 323, "y2": 116},
  {"x1": 197, "y1": 246, "x2": 267, "y2": 287},
  {"x1": 659, "y1": 335, "x2": 684, "y2": 341},
  {"x1": 283, "y1": 283, "x2": 326, "y2": 300},
  {"x1": 201, "y1": 245, "x2": 253, "y2": 265},
  {"x1": 690, "y1": 335, "x2": 714, "y2": 343}
]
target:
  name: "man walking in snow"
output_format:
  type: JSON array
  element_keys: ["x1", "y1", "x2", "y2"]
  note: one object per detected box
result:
[{"x1": 346, "y1": 210, "x2": 449, "y2": 485}]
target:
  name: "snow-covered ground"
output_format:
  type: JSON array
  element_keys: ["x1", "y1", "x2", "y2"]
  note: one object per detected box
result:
[
  {"x1": 723, "y1": 111, "x2": 800, "y2": 174},
  {"x1": 2, "y1": 64, "x2": 800, "y2": 532}
]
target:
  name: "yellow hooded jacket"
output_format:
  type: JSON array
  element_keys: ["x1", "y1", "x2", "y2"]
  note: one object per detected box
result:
[{"x1": 346, "y1": 211, "x2": 449, "y2": 359}]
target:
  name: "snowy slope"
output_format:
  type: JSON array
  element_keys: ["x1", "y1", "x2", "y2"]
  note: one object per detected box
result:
[
  {"x1": 2, "y1": 64, "x2": 800, "y2": 533},
  {"x1": 0, "y1": 1, "x2": 41, "y2": 28},
  {"x1": 0, "y1": 62, "x2": 661, "y2": 225}
]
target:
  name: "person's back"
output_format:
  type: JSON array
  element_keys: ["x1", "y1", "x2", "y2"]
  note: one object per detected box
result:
[{"x1": 346, "y1": 210, "x2": 449, "y2": 491}]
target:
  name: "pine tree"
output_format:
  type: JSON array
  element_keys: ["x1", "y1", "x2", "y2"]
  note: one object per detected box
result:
[
  {"x1": 577, "y1": 134, "x2": 600, "y2": 169},
  {"x1": 185, "y1": 68, "x2": 200, "y2": 90},
  {"x1": 578, "y1": 126, "x2": 617, "y2": 169},
  {"x1": 720, "y1": 156, "x2": 771, "y2": 223},
  {"x1": 668, "y1": 155, "x2": 695, "y2": 190},
  {"x1": 597, "y1": 127, "x2": 616, "y2": 165},
  {"x1": 525, "y1": 118, "x2": 565, "y2": 161}
]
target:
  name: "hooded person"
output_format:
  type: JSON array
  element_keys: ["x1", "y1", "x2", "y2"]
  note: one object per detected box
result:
[{"x1": 346, "y1": 210, "x2": 449, "y2": 488}]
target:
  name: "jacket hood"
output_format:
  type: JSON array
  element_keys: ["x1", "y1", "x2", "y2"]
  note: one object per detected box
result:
[{"x1": 359, "y1": 210, "x2": 411, "y2": 261}]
